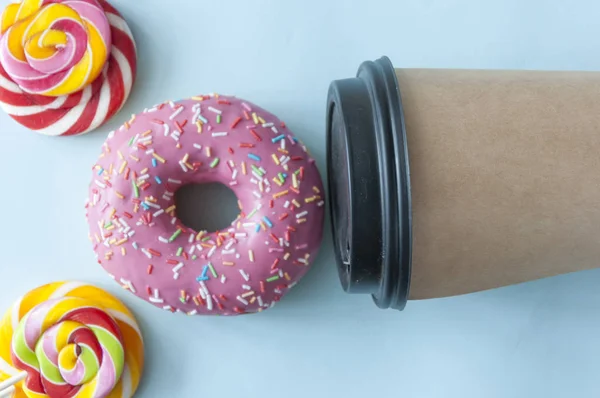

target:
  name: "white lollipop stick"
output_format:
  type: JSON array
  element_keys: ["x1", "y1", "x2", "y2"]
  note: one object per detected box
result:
[
  {"x1": 0, "y1": 385, "x2": 15, "y2": 398},
  {"x1": 0, "y1": 372, "x2": 26, "y2": 397}
]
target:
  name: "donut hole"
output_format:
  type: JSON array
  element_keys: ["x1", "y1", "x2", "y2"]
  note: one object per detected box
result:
[{"x1": 175, "y1": 182, "x2": 240, "y2": 233}]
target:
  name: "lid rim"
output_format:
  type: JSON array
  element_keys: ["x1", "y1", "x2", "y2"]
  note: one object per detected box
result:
[{"x1": 326, "y1": 56, "x2": 412, "y2": 311}]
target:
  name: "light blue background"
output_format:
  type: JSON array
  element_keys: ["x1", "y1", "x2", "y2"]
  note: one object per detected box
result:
[{"x1": 1, "y1": 0, "x2": 600, "y2": 397}]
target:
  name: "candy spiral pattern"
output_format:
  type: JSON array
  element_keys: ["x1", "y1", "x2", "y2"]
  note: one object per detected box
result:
[
  {"x1": 0, "y1": 282, "x2": 144, "y2": 398},
  {"x1": 0, "y1": 0, "x2": 111, "y2": 96},
  {"x1": 0, "y1": 0, "x2": 137, "y2": 136}
]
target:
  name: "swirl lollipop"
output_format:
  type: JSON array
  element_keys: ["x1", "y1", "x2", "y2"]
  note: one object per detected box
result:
[
  {"x1": 0, "y1": 281, "x2": 144, "y2": 398},
  {"x1": 0, "y1": 0, "x2": 137, "y2": 136}
]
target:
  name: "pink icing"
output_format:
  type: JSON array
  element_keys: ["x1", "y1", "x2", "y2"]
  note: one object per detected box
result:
[{"x1": 85, "y1": 95, "x2": 326, "y2": 315}]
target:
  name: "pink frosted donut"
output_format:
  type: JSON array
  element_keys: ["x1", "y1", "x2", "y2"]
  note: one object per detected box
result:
[{"x1": 85, "y1": 95, "x2": 325, "y2": 315}]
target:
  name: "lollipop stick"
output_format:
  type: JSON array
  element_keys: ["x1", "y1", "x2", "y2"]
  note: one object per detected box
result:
[
  {"x1": 0, "y1": 372, "x2": 26, "y2": 397},
  {"x1": 0, "y1": 385, "x2": 15, "y2": 398}
]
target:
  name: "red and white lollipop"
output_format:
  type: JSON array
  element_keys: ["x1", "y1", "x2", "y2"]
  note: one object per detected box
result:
[{"x1": 0, "y1": 0, "x2": 137, "y2": 136}]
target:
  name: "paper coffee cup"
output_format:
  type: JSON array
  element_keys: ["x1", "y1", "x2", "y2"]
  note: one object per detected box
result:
[{"x1": 327, "y1": 57, "x2": 600, "y2": 310}]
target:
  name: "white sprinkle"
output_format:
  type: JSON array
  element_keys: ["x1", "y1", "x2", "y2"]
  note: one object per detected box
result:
[
  {"x1": 252, "y1": 171, "x2": 263, "y2": 181},
  {"x1": 128, "y1": 231, "x2": 136, "y2": 238},
  {"x1": 236, "y1": 296, "x2": 249, "y2": 305},
  {"x1": 317, "y1": 201, "x2": 325, "y2": 207},
  {"x1": 120, "y1": 278, "x2": 135, "y2": 293},
  {"x1": 188, "y1": 310, "x2": 198, "y2": 316},
  {"x1": 242, "y1": 284, "x2": 251, "y2": 290},
  {"x1": 188, "y1": 245, "x2": 196, "y2": 254},
  {"x1": 221, "y1": 275, "x2": 227, "y2": 283},
  {"x1": 95, "y1": 180, "x2": 106, "y2": 188},
  {"x1": 225, "y1": 240, "x2": 235, "y2": 250},
  {"x1": 158, "y1": 236, "x2": 168, "y2": 243},
  {"x1": 262, "y1": 123, "x2": 274, "y2": 128},
  {"x1": 163, "y1": 305, "x2": 173, "y2": 311},
  {"x1": 169, "y1": 107, "x2": 184, "y2": 120},
  {"x1": 243, "y1": 223, "x2": 256, "y2": 227},
  {"x1": 280, "y1": 139, "x2": 286, "y2": 149},
  {"x1": 272, "y1": 126, "x2": 279, "y2": 134},
  {"x1": 149, "y1": 297, "x2": 164, "y2": 303},
  {"x1": 193, "y1": 143, "x2": 202, "y2": 150},
  {"x1": 141, "y1": 248, "x2": 152, "y2": 259},
  {"x1": 284, "y1": 201, "x2": 290, "y2": 208},
  {"x1": 196, "y1": 244, "x2": 203, "y2": 252},
  {"x1": 171, "y1": 217, "x2": 177, "y2": 225},
  {"x1": 188, "y1": 233, "x2": 194, "y2": 243},
  {"x1": 297, "y1": 258, "x2": 308, "y2": 264},
  {"x1": 240, "y1": 270, "x2": 250, "y2": 281},
  {"x1": 296, "y1": 211, "x2": 308, "y2": 218},
  {"x1": 281, "y1": 156, "x2": 291, "y2": 165},
  {"x1": 249, "y1": 250, "x2": 255, "y2": 262},
  {"x1": 138, "y1": 135, "x2": 152, "y2": 143},
  {"x1": 235, "y1": 233, "x2": 247, "y2": 238},
  {"x1": 221, "y1": 249, "x2": 235, "y2": 255},
  {"x1": 207, "y1": 106, "x2": 222, "y2": 114},
  {"x1": 173, "y1": 262, "x2": 184, "y2": 273},
  {"x1": 242, "y1": 102, "x2": 252, "y2": 111},
  {"x1": 252, "y1": 191, "x2": 262, "y2": 199},
  {"x1": 279, "y1": 238, "x2": 285, "y2": 247},
  {"x1": 145, "y1": 148, "x2": 155, "y2": 155},
  {"x1": 257, "y1": 296, "x2": 264, "y2": 307},
  {"x1": 199, "y1": 282, "x2": 212, "y2": 310},
  {"x1": 229, "y1": 181, "x2": 238, "y2": 187},
  {"x1": 168, "y1": 179, "x2": 182, "y2": 184},
  {"x1": 173, "y1": 273, "x2": 179, "y2": 280},
  {"x1": 163, "y1": 124, "x2": 169, "y2": 136},
  {"x1": 192, "y1": 109, "x2": 201, "y2": 123},
  {"x1": 169, "y1": 101, "x2": 176, "y2": 108},
  {"x1": 153, "y1": 289, "x2": 160, "y2": 298},
  {"x1": 179, "y1": 161, "x2": 188, "y2": 172},
  {"x1": 171, "y1": 133, "x2": 180, "y2": 141},
  {"x1": 145, "y1": 201, "x2": 160, "y2": 209},
  {"x1": 132, "y1": 242, "x2": 139, "y2": 249},
  {"x1": 154, "y1": 209, "x2": 165, "y2": 217},
  {"x1": 212, "y1": 132, "x2": 228, "y2": 137},
  {"x1": 207, "y1": 246, "x2": 216, "y2": 258}
]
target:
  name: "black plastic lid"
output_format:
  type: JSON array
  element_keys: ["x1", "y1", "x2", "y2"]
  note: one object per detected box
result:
[{"x1": 326, "y1": 56, "x2": 412, "y2": 310}]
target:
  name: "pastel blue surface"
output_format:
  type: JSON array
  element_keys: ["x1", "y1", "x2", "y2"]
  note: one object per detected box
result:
[{"x1": 1, "y1": 0, "x2": 600, "y2": 397}]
